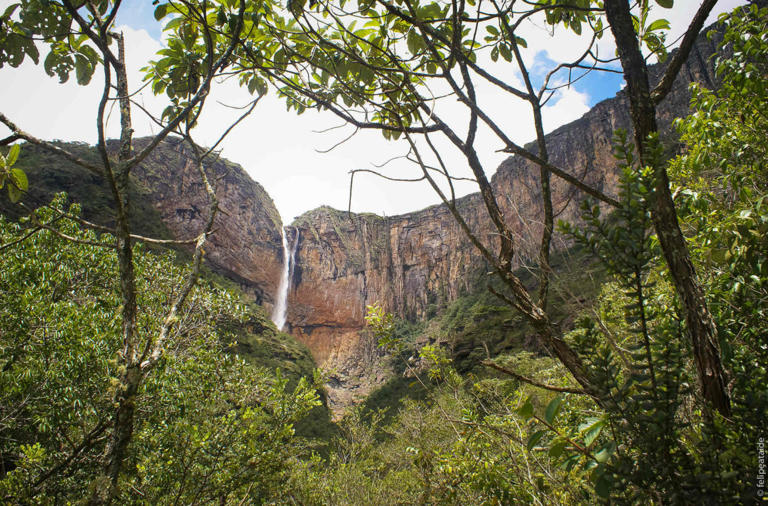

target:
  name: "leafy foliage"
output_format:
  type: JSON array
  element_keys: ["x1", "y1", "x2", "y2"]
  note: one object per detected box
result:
[
  {"x1": 295, "y1": 9, "x2": 768, "y2": 501},
  {"x1": 0, "y1": 0, "x2": 100, "y2": 84},
  {"x1": 0, "y1": 144, "x2": 27, "y2": 203},
  {"x1": 0, "y1": 196, "x2": 322, "y2": 502}
]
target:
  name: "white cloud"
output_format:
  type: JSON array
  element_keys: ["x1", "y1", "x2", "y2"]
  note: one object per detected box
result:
[
  {"x1": 0, "y1": 25, "x2": 162, "y2": 143},
  {"x1": 542, "y1": 87, "x2": 591, "y2": 132}
]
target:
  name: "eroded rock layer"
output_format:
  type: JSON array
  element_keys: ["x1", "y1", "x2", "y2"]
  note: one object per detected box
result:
[
  {"x1": 130, "y1": 137, "x2": 284, "y2": 304},
  {"x1": 281, "y1": 29, "x2": 722, "y2": 411}
]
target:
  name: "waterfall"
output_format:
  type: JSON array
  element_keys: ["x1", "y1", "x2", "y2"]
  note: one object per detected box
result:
[{"x1": 271, "y1": 226, "x2": 299, "y2": 331}]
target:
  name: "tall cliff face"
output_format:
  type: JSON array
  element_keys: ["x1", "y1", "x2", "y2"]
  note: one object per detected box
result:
[
  {"x1": 128, "y1": 137, "x2": 284, "y2": 304},
  {"x1": 8, "y1": 25, "x2": 722, "y2": 414},
  {"x1": 284, "y1": 199, "x2": 495, "y2": 408},
  {"x1": 283, "y1": 26, "x2": 723, "y2": 410}
]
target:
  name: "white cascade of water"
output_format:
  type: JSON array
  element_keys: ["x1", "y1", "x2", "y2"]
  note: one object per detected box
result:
[{"x1": 271, "y1": 227, "x2": 299, "y2": 331}]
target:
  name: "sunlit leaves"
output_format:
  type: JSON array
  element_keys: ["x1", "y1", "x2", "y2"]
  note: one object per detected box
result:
[
  {"x1": 6, "y1": 169, "x2": 27, "y2": 203},
  {"x1": 526, "y1": 429, "x2": 546, "y2": 450},
  {"x1": 366, "y1": 302, "x2": 398, "y2": 350},
  {"x1": 670, "y1": 7, "x2": 768, "y2": 446},
  {"x1": 516, "y1": 396, "x2": 534, "y2": 421},
  {"x1": 0, "y1": 197, "x2": 320, "y2": 500},
  {"x1": 578, "y1": 417, "x2": 604, "y2": 447},
  {"x1": 0, "y1": 0, "x2": 101, "y2": 83},
  {"x1": 0, "y1": 144, "x2": 27, "y2": 203},
  {"x1": 543, "y1": 395, "x2": 562, "y2": 424},
  {"x1": 540, "y1": 0, "x2": 594, "y2": 37},
  {"x1": 630, "y1": 2, "x2": 671, "y2": 62}
]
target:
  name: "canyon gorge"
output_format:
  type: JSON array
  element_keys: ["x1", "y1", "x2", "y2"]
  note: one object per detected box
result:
[{"x1": 3, "y1": 24, "x2": 724, "y2": 414}]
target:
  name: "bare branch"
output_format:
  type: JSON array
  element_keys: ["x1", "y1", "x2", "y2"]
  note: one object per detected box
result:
[
  {"x1": 0, "y1": 113, "x2": 104, "y2": 176},
  {"x1": 202, "y1": 95, "x2": 263, "y2": 159},
  {"x1": 0, "y1": 225, "x2": 46, "y2": 252},
  {"x1": 347, "y1": 168, "x2": 425, "y2": 213},
  {"x1": 37, "y1": 223, "x2": 115, "y2": 248},
  {"x1": 317, "y1": 126, "x2": 359, "y2": 154},
  {"x1": 651, "y1": 0, "x2": 718, "y2": 105},
  {"x1": 481, "y1": 360, "x2": 587, "y2": 395},
  {"x1": 0, "y1": 134, "x2": 22, "y2": 146}
]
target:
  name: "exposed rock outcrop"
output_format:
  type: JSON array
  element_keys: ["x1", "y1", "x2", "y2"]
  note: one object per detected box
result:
[
  {"x1": 282, "y1": 26, "x2": 723, "y2": 412},
  {"x1": 129, "y1": 137, "x2": 284, "y2": 304},
  {"x1": 4, "y1": 22, "x2": 724, "y2": 416}
]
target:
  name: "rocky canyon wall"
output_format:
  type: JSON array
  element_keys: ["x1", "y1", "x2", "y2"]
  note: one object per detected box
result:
[
  {"x1": 108, "y1": 25, "x2": 723, "y2": 412},
  {"x1": 279, "y1": 26, "x2": 723, "y2": 409},
  {"x1": 129, "y1": 137, "x2": 285, "y2": 304},
  {"x1": 1, "y1": 17, "x2": 728, "y2": 415}
]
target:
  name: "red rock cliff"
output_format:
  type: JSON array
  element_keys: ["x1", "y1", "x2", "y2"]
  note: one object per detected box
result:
[{"x1": 281, "y1": 28, "x2": 722, "y2": 410}]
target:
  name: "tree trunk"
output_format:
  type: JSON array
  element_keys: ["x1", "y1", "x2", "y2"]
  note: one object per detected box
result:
[
  {"x1": 603, "y1": 0, "x2": 731, "y2": 417},
  {"x1": 89, "y1": 34, "x2": 140, "y2": 506}
]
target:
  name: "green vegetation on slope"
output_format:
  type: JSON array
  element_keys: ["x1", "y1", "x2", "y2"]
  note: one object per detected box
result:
[
  {"x1": 0, "y1": 199, "x2": 321, "y2": 502},
  {"x1": 0, "y1": 139, "x2": 335, "y2": 438},
  {"x1": 0, "y1": 141, "x2": 172, "y2": 240},
  {"x1": 360, "y1": 244, "x2": 604, "y2": 420}
]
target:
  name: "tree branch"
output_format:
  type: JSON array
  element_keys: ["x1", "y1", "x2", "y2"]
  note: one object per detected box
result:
[
  {"x1": 482, "y1": 360, "x2": 587, "y2": 395},
  {"x1": 651, "y1": 0, "x2": 718, "y2": 105},
  {"x1": 0, "y1": 113, "x2": 104, "y2": 176}
]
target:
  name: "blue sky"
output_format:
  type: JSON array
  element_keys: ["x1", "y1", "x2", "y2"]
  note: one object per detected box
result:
[
  {"x1": 116, "y1": 0, "x2": 162, "y2": 39},
  {"x1": 529, "y1": 53, "x2": 626, "y2": 107}
]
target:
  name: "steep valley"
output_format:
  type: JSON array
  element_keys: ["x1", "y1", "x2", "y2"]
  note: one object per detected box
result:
[{"x1": 0, "y1": 23, "x2": 724, "y2": 415}]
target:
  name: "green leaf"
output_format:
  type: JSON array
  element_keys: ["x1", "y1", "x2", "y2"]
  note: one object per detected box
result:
[
  {"x1": 8, "y1": 168, "x2": 27, "y2": 203},
  {"x1": 583, "y1": 421, "x2": 604, "y2": 447},
  {"x1": 527, "y1": 430, "x2": 546, "y2": 451},
  {"x1": 594, "y1": 441, "x2": 616, "y2": 463},
  {"x1": 43, "y1": 50, "x2": 57, "y2": 78},
  {"x1": 549, "y1": 439, "x2": 567, "y2": 458},
  {"x1": 154, "y1": 3, "x2": 168, "y2": 20},
  {"x1": 571, "y1": 20, "x2": 581, "y2": 36},
  {"x1": 654, "y1": 0, "x2": 673, "y2": 8},
  {"x1": 544, "y1": 395, "x2": 562, "y2": 424},
  {"x1": 6, "y1": 144, "x2": 20, "y2": 167},
  {"x1": 10, "y1": 168, "x2": 27, "y2": 191},
  {"x1": 594, "y1": 473, "x2": 611, "y2": 498},
  {"x1": 407, "y1": 28, "x2": 424, "y2": 55},
  {"x1": 647, "y1": 19, "x2": 670, "y2": 33},
  {"x1": 80, "y1": 45, "x2": 100, "y2": 66},
  {"x1": 516, "y1": 397, "x2": 533, "y2": 420},
  {"x1": 74, "y1": 53, "x2": 91, "y2": 85},
  {"x1": 2, "y1": 3, "x2": 19, "y2": 18},
  {"x1": 499, "y1": 43, "x2": 512, "y2": 62}
]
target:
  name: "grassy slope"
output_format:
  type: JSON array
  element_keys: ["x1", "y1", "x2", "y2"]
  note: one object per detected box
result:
[{"x1": 0, "y1": 142, "x2": 172, "y2": 240}]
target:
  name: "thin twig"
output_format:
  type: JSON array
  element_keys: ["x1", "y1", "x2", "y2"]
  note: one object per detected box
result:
[{"x1": 481, "y1": 360, "x2": 587, "y2": 395}]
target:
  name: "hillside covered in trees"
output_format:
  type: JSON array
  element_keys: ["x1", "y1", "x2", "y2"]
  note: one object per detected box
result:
[{"x1": 1, "y1": 0, "x2": 766, "y2": 504}]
